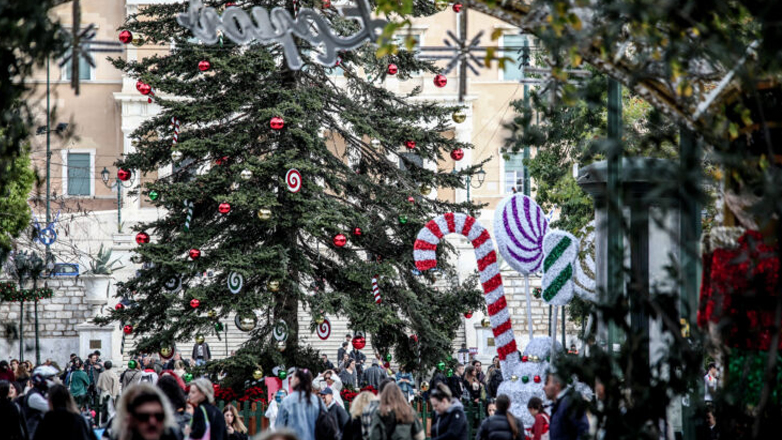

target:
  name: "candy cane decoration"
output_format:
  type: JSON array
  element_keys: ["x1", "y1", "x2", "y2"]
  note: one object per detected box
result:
[
  {"x1": 372, "y1": 275, "x2": 382, "y2": 304},
  {"x1": 317, "y1": 317, "x2": 331, "y2": 340},
  {"x1": 184, "y1": 200, "x2": 194, "y2": 232},
  {"x1": 414, "y1": 213, "x2": 518, "y2": 367},
  {"x1": 286, "y1": 168, "x2": 301, "y2": 193},
  {"x1": 171, "y1": 117, "x2": 180, "y2": 147}
]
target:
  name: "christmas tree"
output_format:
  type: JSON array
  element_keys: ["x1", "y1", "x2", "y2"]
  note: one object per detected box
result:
[{"x1": 101, "y1": 0, "x2": 485, "y2": 387}]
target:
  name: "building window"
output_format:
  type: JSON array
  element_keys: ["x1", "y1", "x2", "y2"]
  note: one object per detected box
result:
[
  {"x1": 504, "y1": 153, "x2": 524, "y2": 194},
  {"x1": 501, "y1": 33, "x2": 527, "y2": 82},
  {"x1": 61, "y1": 54, "x2": 93, "y2": 81},
  {"x1": 67, "y1": 152, "x2": 91, "y2": 196}
]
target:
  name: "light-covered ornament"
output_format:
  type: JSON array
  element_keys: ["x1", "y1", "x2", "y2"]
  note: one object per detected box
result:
[
  {"x1": 240, "y1": 169, "x2": 253, "y2": 180},
  {"x1": 267, "y1": 280, "x2": 281, "y2": 292},
  {"x1": 257, "y1": 208, "x2": 272, "y2": 221}
]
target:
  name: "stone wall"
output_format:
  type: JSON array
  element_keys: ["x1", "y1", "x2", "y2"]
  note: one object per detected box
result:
[{"x1": 0, "y1": 277, "x2": 92, "y2": 364}]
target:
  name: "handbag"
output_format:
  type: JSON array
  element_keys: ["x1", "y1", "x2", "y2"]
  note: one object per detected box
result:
[{"x1": 187, "y1": 406, "x2": 211, "y2": 440}]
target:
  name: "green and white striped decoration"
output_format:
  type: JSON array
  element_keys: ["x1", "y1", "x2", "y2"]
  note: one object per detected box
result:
[
  {"x1": 184, "y1": 200, "x2": 194, "y2": 232},
  {"x1": 541, "y1": 230, "x2": 579, "y2": 306}
]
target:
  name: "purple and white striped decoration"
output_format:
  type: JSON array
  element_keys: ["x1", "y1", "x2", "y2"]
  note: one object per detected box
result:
[{"x1": 494, "y1": 195, "x2": 549, "y2": 275}]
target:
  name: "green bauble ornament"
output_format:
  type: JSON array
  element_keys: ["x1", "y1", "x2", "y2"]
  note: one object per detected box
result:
[
  {"x1": 278, "y1": 370, "x2": 287, "y2": 380},
  {"x1": 184, "y1": 373, "x2": 193, "y2": 383},
  {"x1": 215, "y1": 322, "x2": 224, "y2": 332},
  {"x1": 385, "y1": 353, "x2": 392, "y2": 362},
  {"x1": 446, "y1": 369, "x2": 454, "y2": 378},
  {"x1": 149, "y1": 190, "x2": 159, "y2": 201},
  {"x1": 398, "y1": 215, "x2": 408, "y2": 225},
  {"x1": 437, "y1": 361, "x2": 446, "y2": 371},
  {"x1": 128, "y1": 360, "x2": 137, "y2": 369},
  {"x1": 521, "y1": 375, "x2": 529, "y2": 384}
]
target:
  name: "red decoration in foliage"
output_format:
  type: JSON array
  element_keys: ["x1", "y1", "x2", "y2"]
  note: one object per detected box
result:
[
  {"x1": 118, "y1": 168, "x2": 132, "y2": 181},
  {"x1": 119, "y1": 30, "x2": 133, "y2": 44},
  {"x1": 352, "y1": 336, "x2": 366, "y2": 350},
  {"x1": 409, "y1": 334, "x2": 418, "y2": 343},
  {"x1": 533, "y1": 375, "x2": 541, "y2": 383},
  {"x1": 434, "y1": 74, "x2": 447, "y2": 88},
  {"x1": 123, "y1": 325, "x2": 133, "y2": 334},
  {"x1": 190, "y1": 299, "x2": 200, "y2": 308},
  {"x1": 453, "y1": 3, "x2": 463, "y2": 12},
  {"x1": 405, "y1": 140, "x2": 416, "y2": 149},
  {"x1": 407, "y1": 196, "x2": 415, "y2": 204},
  {"x1": 450, "y1": 149, "x2": 464, "y2": 161},
  {"x1": 341, "y1": 385, "x2": 377, "y2": 403},
  {"x1": 198, "y1": 60, "x2": 211, "y2": 72},
  {"x1": 522, "y1": 355, "x2": 529, "y2": 362},
  {"x1": 270, "y1": 116, "x2": 285, "y2": 130},
  {"x1": 352, "y1": 227, "x2": 362, "y2": 236},
  {"x1": 135, "y1": 232, "x2": 150, "y2": 244},
  {"x1": 333, "y1": 234, "x2": 347, "y2": 248},
  {"x1": 464, "y1": 311, "x2": 473, "y2": 319},
  {"x1": 139, "y1": 83, "x2": 151, "y2": 95},
  {"x1": 115, "y1": 303, "x2": 124, "y2": 310},
  {"x1": 136, "y1": 80, "x2": 145, "y2": 91},
  {"x1": 387, "y1": 64, "x2": 398, "y2": 75},
  {"x1": 189, "y1": 248, "x2": 201, "y2": 260},
  {"x1": 218, "y1": 202, "x2": 231, "y2": 214},
  {"x1": 215, "y1": 156, "x2": 229, "y2": 165},
  {"x1": 323, "y1": 0, "x2": 331, "y2": 8}
]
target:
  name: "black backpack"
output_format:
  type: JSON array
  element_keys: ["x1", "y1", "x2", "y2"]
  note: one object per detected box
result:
[{"x1": 315, "y1": 401, "x2": 341, "y2": 440}]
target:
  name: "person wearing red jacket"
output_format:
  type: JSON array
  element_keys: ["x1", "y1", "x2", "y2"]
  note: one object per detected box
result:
[{"x1": 526, "y1": 397, "x2": 550, "y2": 440}]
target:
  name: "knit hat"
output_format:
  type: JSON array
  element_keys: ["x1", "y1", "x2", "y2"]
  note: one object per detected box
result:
[{"x1": 191, "y1": 378, "x2": 215, "y2": 404}]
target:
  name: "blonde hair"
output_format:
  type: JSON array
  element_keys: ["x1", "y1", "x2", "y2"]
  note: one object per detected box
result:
[
  {"x1": 191, "y1": 377, "x2": 215, "y2": 404},
  {"x1": 349, "y1": 391, "x2": 378, "y2": 419},
  {"x1": 223, "y1": 404, "x2": 248, "y2": 434},
  {"x1": 379, "y1": 382, "x2": 414, "y2": 424},
  {"x1": 113, "y1": 383, "x2": 178, "y2": 440}
]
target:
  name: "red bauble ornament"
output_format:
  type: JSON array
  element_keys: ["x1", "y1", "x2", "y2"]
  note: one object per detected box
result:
[
  {"x1": 434, "y1": 74, "x2": 448, "y2": 88},
  {"x1": 409, "y1": 334, "x2": 419, "y2": 343},
  {"x1": 352, "y1": 336, "x2": 366, "y2": 350},
  {"x1": 450, "y1": 148, "x2": 464, "y2": 161},
  {"x1": 117, "y1": 168, "x2": 132, "y2": 181},
  {"x1": 383, "y1": 361, "x2": 390, "y2": 369},
  {"x1": 522, "y1": 355, "x2": 529, "y2": 362},
  {"x1": 198, "y1": 60, "x2": 211, "y2": 72},
  {"x1": 190, "y1": 298, "x2": 200, "y2": 308},
  {"x1": 405, "y1": 140, "x2": 416, "y2": 149},
  {"x1": 453, "y1": 3, "x2": 463, "y2": 12},
  {"x1": 189, "y1": 248, "x2": 201, "y2": 260},
  {"x1": 352, "y1": 227, "x2": 362, "y2": 236},
  {"x1": 333, "y1": 233, "x2": 347, "y2": 248},
  {"x1": 323, "y1": 0, "x2": 331, "y2": 8},
  {"x1": 270, "y1": 116, "x2": 285, "y2": 130},
  {"x1": 115, "y1": 303, "x2": 124, "y2": 310},
  {"x1": 407, "y1": 196, "x2": 415, "y2": 204},
  {"x1": 123, "y1": 325, "x2": 133, "y2": 335},
  {"x1": 225, "y1": 2, "x2": 236, "y2": 6},
  {"x1": 215, "y1": 156, "x2": 229, "y2": 165},
  {"x1": 387, "y1": 64, "x2": 398, "y2": 75},
  {"x1": 119, "y1": 30, "x2": 133, "y2": 44},
  {"x1": 135, "y1": 232, "x2": 150, "y2": 244},
  {"x1": 139, "y1": 83, "x2": 151, "y2": 95},
  {"x1": 136, "y1": 80, "x2": 144, "y2": 91},
  {"x1": 218, "y1": 202, "x2": 231, "y2": 214},
  {"x1": 464, "y1": 311, "x2": 473, "y2": 319},
  {"x1": 533, "y1": 375, "x2": 541, "y2": 383}
]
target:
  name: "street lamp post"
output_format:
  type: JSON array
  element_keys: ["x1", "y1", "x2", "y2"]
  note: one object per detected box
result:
[
  {"x1": 465, "y1": 167, "x2": 486, "y2": 203},
  {"x1": 101, "y1": 167, "x2": 134, "y2": 233}
]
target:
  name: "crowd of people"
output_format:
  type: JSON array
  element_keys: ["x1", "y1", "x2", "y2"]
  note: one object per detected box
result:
[{"x1": 0, "y1": 340, "x2": 595, "y2": 440}]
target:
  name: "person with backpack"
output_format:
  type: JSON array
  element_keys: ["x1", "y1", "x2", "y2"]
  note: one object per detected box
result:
[
  {"x1": 430, "y1": 384, "x2": 468, "y2": 440},
  {"x1": 368, "y1": 382, "x2": 424, "y2": 440},
  {"x1": 527, "y1": 397, "x2": 550, "y2": 440},
  {"x1": 186, "y1": 377, "x2": 228, "y2": 440},
  {"x1": 20, "y1": 369, "x2": 53, "y2": 439},
  {"x1": 121, "y1": 359, "x2": 143, "y2": 390},
  {"x1": 275, "y1": 368, "x2": 321, "y2": 440},
  {"x1": 474, "y1": 394, "x2": 523, "y2": 440}
]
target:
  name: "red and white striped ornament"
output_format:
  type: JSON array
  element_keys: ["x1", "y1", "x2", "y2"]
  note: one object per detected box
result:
[
  {"x1": 413, "y1": 212, "x2": 518, "y2": 361},
  {"x1": 317, "y1": 316, "x2": 331, "y2": 340},
  {"x1": 372, "y1": 275, "x2": 381, "y2": 304},
  {"x1": 286, "y1": 168, "x2": 301, "y2": 193}
]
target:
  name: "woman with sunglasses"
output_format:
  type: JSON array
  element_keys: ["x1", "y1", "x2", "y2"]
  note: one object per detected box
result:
[
  {"x1": 32, "y1": 384, "x2": 96, "y2": 440},
  {"x1": 109, "y1": 383, "x2": 180, "y2": 440}
]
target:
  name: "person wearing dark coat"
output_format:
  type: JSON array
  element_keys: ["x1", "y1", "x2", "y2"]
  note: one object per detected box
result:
[
  {"x1": 474, "y1": 395, "x2": 523, "y2": 440},
  {"x1": 192, "y1": 341, "x2": 211, "y2": 366},
  {"x1": 33, "y1": 384, "x2": 96, "y2": 440},
  {"x1": 320, "y1": 387, "x2": 350, "y2": 436},
  {"x1": 0, "y1": 380, "x2": 28, "y2": 440},
  {"x1": 188, "y1": 378, "x2": 227, "y2": 440},
  {"x1": 362, "y1": 360, "x2": 385, "y2": 389},
  {"x1": 446, "y1": 364, "x2": 465, "y2": 401},
  {"x1": 430, "y1": 384, "x2": 468, "y2": 440},
  {"x1": 544, "y1": 374, "x2": 589, "y2": 440}
]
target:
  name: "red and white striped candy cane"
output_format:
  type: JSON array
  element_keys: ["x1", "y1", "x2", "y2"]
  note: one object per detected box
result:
[
  {"x1": 372, "y1": 275, "x2": 381, "y2": 304},
  {"x1": 171, "y1": 117, "x2": 180, "y2": 147},
  {"x1": 414, "y1": 213, "x2": 518, "y2": 362}
]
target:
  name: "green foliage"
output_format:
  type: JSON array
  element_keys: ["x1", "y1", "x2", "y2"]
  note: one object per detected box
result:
[
  {"x1": 99, "y1": 0, "x2": 484, "y2": 386},
  {"x1": 87, "y1": 244, "x2": 124, "y2": 275},
  {"x1": 0, "y1": 142, "x2": 35, "y2": 258}
]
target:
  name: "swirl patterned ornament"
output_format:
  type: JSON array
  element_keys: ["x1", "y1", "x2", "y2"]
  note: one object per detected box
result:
[
  {"x1": 273, "y1": 319, "x2": 289, "y2": 341},
  {"x1": 286, "y1": 169, "x2": 301, "y2": 193},
  {"x1": 227, "y1": 272, "x2": 243, "y2": 294},
  {"x1": 163, "y1": 277, "x2": 182, "y2": 293},
  {"x1": 316, "y1": 316, "x2": 331, "y2": 340},
  {"x1": 494, "y1": 195, "x2": 549, "y2": 275},
  {"x1": 574, "y1": 222, "x2": 597, "y2": 303},
  {"x1": 541, "y1": 231, "x2": 579, "y2": 306}
]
